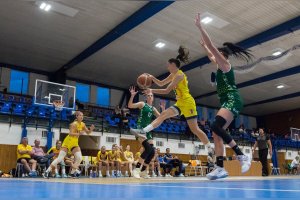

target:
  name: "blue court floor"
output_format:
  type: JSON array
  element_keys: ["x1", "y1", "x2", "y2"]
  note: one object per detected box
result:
[{"x1": 1, "y1": 177, "x2": 299, "y2": 199}]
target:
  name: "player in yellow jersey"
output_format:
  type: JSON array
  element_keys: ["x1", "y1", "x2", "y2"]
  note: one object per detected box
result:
[
  {"x1": 96, "y1": 146, "x2": 110, "y2": 177},
  {"x1": 44, "y1": 111, "x2": 94, "y2": 178},
  {"x1": 131, "y1": 46, "x2": 213, "y2": 155}
]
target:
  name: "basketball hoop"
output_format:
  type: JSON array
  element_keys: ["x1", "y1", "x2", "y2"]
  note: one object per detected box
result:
[{"x1": 53, "y1": 100, "x2": 65, "y2": 111}]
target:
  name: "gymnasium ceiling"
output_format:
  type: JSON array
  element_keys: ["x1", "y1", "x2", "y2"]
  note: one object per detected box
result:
[{"x1": 0, "y1": 0, "x2": 299, "y2": 116}]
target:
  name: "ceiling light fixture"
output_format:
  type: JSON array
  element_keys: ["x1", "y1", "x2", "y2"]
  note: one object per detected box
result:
[
  {"x1": 272, "y1": 51, "x2": 282, "y2": 56},
  {"x1": 39, "y1": 2, "x2": 51, "y2": 11},
  {"x1": 276, "y1": 85, "x2": 285, "y2": 89},
  {"x1": 201, "y1": 16, "x2": 213, "y2": 24},
  {"x1": 155, "y1": 42, "x2": 165, "y2": 48}
]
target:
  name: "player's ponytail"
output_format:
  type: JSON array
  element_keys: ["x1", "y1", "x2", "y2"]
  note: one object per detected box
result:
[
  {"x1": 218, "y1": 42, "x2": 253, "y2": 62},
  {"x1": 168, "y1": 46, "x2": 189, "y2": 68}
]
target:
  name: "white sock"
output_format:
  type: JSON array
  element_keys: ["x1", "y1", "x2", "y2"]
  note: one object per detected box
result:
[
  {"x1": 143, "y1": 124, "x2": 154, "y2": 133},
  {"x1": 99, "y1": 171, "x2": 102, "y2": 175},
  {"x1": 55, "y1": 169, "x2": 58, "y2": 174},
  {"x1": 106, "y1": 170, "x2": 110, "y2": 176},
  {"x1": 62, "y1": 168, "x2": 66, "y2": 175}
]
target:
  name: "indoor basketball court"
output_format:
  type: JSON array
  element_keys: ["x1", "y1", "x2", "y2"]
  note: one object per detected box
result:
[{"x1": 0, "y1": 0, "x2": 299, "y2": 199}]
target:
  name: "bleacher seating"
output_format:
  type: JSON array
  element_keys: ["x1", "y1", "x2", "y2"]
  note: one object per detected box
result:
[{"x1": 1, "y1": 92, "x2": 300, "y2": 149}]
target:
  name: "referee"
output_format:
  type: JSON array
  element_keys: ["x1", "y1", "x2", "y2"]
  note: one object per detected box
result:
[{"x1": 252, "y1": 128, "x2": 272, "y2": 176}]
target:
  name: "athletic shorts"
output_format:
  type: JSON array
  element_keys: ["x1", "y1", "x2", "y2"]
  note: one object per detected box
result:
[
  {"x1": 62, "y1": 135, "x2": 79, "y2": 151},
  {"x1": 220, "y1": 92, "x2": 243, "y2": 118},
  {"x1": 172, "y1": 96, "x2": 197, "y2": 120}
]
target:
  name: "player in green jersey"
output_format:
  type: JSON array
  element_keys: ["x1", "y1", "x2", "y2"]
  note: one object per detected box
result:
[
  {"x1": 195, "y1": 13, "x2": 253, "y2": 180},
  {"x1": 128, "y1": 86, "x2": 164, "y2": 179}
]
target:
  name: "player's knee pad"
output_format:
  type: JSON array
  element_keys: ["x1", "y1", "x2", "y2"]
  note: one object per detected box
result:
[
  {"x1": 144, "y1": 146, "x2": 155, "y2": 164},
  {"x1": 52, "y1": 150, "x2": 66, "y2": 166},
  {"x1": 211, "y1": 115, "x2": 232, "y2": 144}
]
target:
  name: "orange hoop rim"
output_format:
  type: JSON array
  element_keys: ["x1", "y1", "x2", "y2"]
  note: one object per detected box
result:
[{"x1": 53, "y1": 100, "x2": 65, "y2": 111}]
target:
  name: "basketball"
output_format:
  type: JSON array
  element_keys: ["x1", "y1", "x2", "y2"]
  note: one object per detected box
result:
[{"x1": 137, "y1": 73, "x2": 152, "y2": 89}]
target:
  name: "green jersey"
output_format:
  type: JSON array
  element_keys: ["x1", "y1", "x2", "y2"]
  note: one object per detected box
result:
[
  {"x1": 216, "y1": 68, "x2": 238, "y2": 97},
  {"x1": 216, "y1": 67, "x2": 243, "y2": 117},
  {"x1": 137, "y1": 103, "x2": 154, "y2": 140}
]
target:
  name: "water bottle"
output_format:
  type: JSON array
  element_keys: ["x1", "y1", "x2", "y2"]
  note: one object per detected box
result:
[
  {"x1": 93, "y1": 171, "x2": 97, "y2": 178},
  {"x1": 89, "y1": 170, "x2": 93, "y2": 178},
  {"x1": 22, "y1": 173, "x2": 25, "y2": 178}
]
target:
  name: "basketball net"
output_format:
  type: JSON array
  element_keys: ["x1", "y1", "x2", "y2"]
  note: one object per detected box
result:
[{"x1": 53, "y1": 100, "x2": 65, "y2": 111}]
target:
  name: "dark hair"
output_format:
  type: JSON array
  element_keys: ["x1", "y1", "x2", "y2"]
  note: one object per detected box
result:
[
  {"x1": 218, "y1": 42, "x2": 253, "y2": 62},
  {"x1": 168, "y1": 46, "x2": 189, "y2": 68}
]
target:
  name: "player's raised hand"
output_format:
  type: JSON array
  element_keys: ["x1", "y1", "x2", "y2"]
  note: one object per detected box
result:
[
  {"x1": 195, "y1": 13, "x2": 202, "y2": 28},
  {"x1": 129, "y1": 86, "x2": 138, "y2": 96}
]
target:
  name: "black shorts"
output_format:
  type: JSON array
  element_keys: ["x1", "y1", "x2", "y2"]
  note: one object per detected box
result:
[{"x1": 17, "y1": 158, "x2": 31, "y2": 163}]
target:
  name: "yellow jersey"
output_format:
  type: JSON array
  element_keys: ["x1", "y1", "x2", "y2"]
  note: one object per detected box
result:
[
  {"x1": 135, "y1": 152, "x2": 141, "y2": 161},
  {"x1": 108, "y1": 150, "x2": 118, "y2": 161},
  {"x1": 17, "y1": 144, "x2": 32, "y2": 160},
  {"x1": 124, "y1": 150, "x2": 133, "y2": 160},
  {"x1": 47, "y1": 146, "x2": 60, "y2": 158},
  {"x1": 97, "y1": 151, "x2": 108, "y2": 161},
  {"x1": 172, "y1": 70, "x2": 192, "y2": 100},
  {"x1": 116, "y1": 150, "x2": 123, "y2": 161},
  {"x1": 72, "y1": 121, "x2": 85, "y2": 133}
]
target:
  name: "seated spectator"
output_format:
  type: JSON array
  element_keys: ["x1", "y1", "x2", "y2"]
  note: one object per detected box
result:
[
  {"x1": 116, "y1": 145, "x2": 129, "y2": 176},
  {"x1": 47, "y1": 140, "x2": 67, "y2": 178},
  {"x1": 108, "y1": 144, "x2": 121, "y2": 177},
  {"x1": 64, "y1": 153, "x2": 75, "y2": 175},
  {"x1": 164, "y1": 148, "x2": 184, "y2": 177},
  {"x1": 134, "y1": 147, "x2": 143, "y2": 166},
  {"x1": 97, "y1": 146, "x2": 110, "y2": 177},
  {"x1": 75, "y1": 99, "x2": 84, "y2": 110},
  {"x1": 291, "y1": 156, "x2": 300, "y2": 174},
  {"x1": 151, "y1": 148, "x2": 162, "y2": 177},
  {"x1": 17, "y1": 137, "x2": 37, "y2": 177},
  {"x1": 32, "y1": 139, "x2": 54, "y2": 168},
  {"x1": 207, "y1": 151, "x2": 215, "y2": 173},
  {"x1": 123, "y1": 145, "x2": 134, "y2": 177},
  {"x1": 157, "y1": 148, "x2": 169, "y2": 176}
]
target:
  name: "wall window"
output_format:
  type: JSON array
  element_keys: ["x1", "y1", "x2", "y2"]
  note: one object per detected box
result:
[
  {"x1": 9, "y1": 70, "x2": 29, "y2": 94},
  {"x1": 97, "y1": 87, "x2": 110, "y2": 106},
  {"x1": 76, "y1": 83, "x2": 90, "y2": 103}
]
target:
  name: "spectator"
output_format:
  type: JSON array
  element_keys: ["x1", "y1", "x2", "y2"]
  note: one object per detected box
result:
[
  {"x1": 123, "y1": 145, "x2": 134, "y2": 177},
  {"x1": 120, "y1": 108, "x2": 130, "y2": 133},
  {"x1": 108, "y1": 144, "x2": 121, "y2": 177},
  {"x1": 47, "y1": 140, "x2": 67, "y2": 178},
  {"x1": 64, "y1": 153, "x2": 75, "y2": 175},
  {"x1": 96, "y1": 146, "x2": 110, "y2": 177},
  {"x1": 16, "y1": 137, "x2": 37, "y2": 177},
  {"x1": 134, "y1": 147, "x2": 143, "y2": 166},
  {"x1": 157, "y1": 148, "x2": 169, "y2": 176},
  {"x1": 252, "y1": 128, "x2": 272, "y2": 176},
  {"x1": 75, "y1": 99, "x2": 84, "y2": 110},
  {"x1": 207, "y1": 151, "x2": 215, "y2": 173},
  {"x1": 232, "y1": 154, "x2": 237, "y2": 160},
  {"x1": 116, "y1": 145, "x2": 128, "y2": 176},
  {"x1": 290, "y1": 156, "x2": 300, "y2": 174},
  {"x1": 32, "y1": 139, "x2": 54, "y2": 168},
  {"x1": 150, "y1": 148, "x2": 162, "y2": 177},
  {"x1": 164, "y1": 148, "x2": 184, "y2": 177}
]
